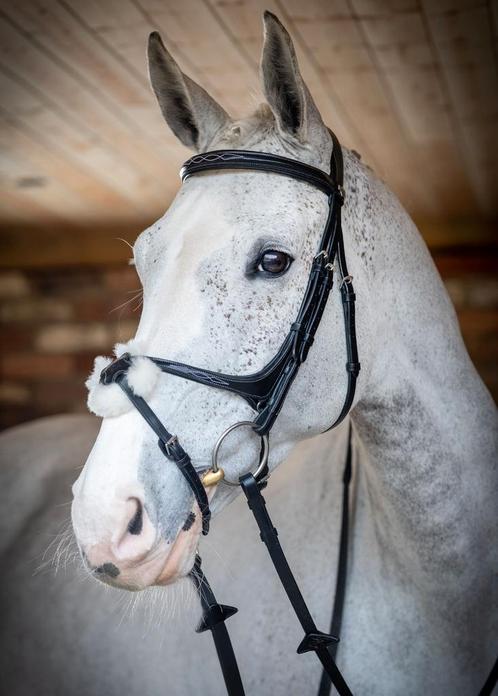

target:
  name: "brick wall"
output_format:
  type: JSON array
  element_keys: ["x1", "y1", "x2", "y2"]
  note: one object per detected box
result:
[
  {"x1": 0, "y1": 258, "x2": 496, "y2": 430},
  {"x1": 0, "y1": 266, "x2": 140, "y2": 430}
]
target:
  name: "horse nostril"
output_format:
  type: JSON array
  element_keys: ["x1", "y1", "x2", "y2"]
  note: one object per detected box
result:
[
  {"x1": 127, "y1": 499, "x2": 143, "y2": 536},
  {"x1": 94, "y1": 562, "x2": 120, "y2": 578}
]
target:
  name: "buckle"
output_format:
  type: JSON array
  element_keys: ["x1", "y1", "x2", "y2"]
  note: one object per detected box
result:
[
  {"x1": 346, "y1": 361, "x2": 361, "y2": 376},
  {"x1": 291, "y1": 322, "x2": 314, "y2": 363},
  {"x1": 159, "y1": 434, "x2": 178, "y2": 457},
  {"x1": 314, "y1": 250, "x2": 329, "y2": 262}
]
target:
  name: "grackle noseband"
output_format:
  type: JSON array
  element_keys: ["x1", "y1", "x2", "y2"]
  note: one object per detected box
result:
[{"x1": 100, "y1": 130, "x2": 360, "y2": 696}]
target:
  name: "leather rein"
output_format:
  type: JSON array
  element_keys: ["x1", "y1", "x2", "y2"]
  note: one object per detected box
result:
[{"x1": 100, "y1": 130, "x2": 359, "y2": 696}]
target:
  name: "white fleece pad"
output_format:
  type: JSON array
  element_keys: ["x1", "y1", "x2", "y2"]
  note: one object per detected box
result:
[{"x1": 86, "y1": 346, "x2": 162, "y2": 418}]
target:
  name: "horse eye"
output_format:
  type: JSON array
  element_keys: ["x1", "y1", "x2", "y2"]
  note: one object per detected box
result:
[{"x1": 257, "y1": 250, "x2": 292, "y2": 275}]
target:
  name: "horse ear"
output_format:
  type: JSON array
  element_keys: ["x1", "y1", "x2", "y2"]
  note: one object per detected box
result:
[
  {"x1": 260, "y1": 12, "x2": 323, "y2": 142},
  {"x1": 147, "y1": 32, "x2": 231, "y2": 151}
]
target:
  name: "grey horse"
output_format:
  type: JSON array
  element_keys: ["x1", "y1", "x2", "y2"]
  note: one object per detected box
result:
[{"x1": 1, "y1": 12, "x2": 496, "y2": 696}]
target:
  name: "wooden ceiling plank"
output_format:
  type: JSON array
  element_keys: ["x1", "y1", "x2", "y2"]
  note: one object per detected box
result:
[
  {"x1": 60, "y1": 0, "x2": 196, "y2": 166},
  {"x1": 0, "y1": 190, "x2": 81, "y2": 228},
  {"x1": 127, "y1": 2, "x2": 239, "y2": 117},
  {"x1": 203, "y1": 0, "x2": 384, "y2": 175},
  {"x1": 3, "y1": 0, "x2": 175, "y2": 157},
  {"x1": 280, "y1": 0, "x2": 438, "y2": 216},
  {"x1": 0, "y1": 10, "x2": 180, "y2": 204},
  {"x1": 56, "y1": 0, "x2": 188, "y2": 157},
  {"x1": 0, "y1": 111, "x2": 158, "y2": 225},
  {"x1": 68, "y1": 0, "x2": 228, "y2": 120},
  {"x1": 358, "y1": 10, "x2": 452, "y2": 142},
  {"x1": 59, "y1": 0, "x2": 247, "y2": 175},
  {"x1": 346, "y1": 1, "x2": 461, "y2": 217},
  {"x1": 0, "y1": 64, "x2": 165, "y2": 217},
  {"x1": 135, "y1": 0, "x2": 260, "y2": 116},
  {"x1": 276, "y1": 0, "x2": 388, "y2": 168},
  {"x1": 0, "y1": 0, "x2": 495, "y2": 229},
  {"x1": 61, "y1": 0, "x2": 171, "y2": 133},
  {"x1": 349, "y1": 2, "x2": 478, "y2": 217},
  {"x1": 421, "y1": 1, "x2": 498, "y2": 216},
  {"x1": 0, "y1": 121, "x2": 113, "y2": 222}
]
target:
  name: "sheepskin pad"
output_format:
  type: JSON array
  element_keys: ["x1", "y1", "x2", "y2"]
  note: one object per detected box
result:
[{"x1": 86, "y1": 342, "x2": 162, "y2": 418}]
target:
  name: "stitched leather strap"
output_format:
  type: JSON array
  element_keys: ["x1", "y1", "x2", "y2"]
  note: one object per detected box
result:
[
  {"x1": 325, "y1": 237, "x2": 360, "y2": 432},
  {"x1": 239, "y1": 472, "x2": 352, "y2": 696},
  {"x1": 318, "y1": 425, "x2": 353, "y2": 695},
  {"x1": 181, "y1": 150, "x2": 338, "y2": 196},
  {"x1": 479, "y1": 655, "x2": 498, "y2": 696},
  {"x1": 189, "y1": 556, "x2": 244, "y2": 695}
]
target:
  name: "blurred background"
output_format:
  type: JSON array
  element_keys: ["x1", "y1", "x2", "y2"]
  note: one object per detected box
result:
[{"x1": 0, "y1": 0, "x2": 496, "y2": 430}]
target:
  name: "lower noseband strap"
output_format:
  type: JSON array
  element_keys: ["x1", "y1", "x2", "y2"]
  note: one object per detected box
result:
[
  {"x1": 100, "y1": 365, "x2": 211, "y2": 535},
  {"x1": 121, "y1": 378, "x2": 211, "y2": 535}
]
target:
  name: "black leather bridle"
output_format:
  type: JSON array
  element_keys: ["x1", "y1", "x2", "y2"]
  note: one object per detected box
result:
[{"x1": 100, "y1": 130, "x2": 360, "y2": 696}]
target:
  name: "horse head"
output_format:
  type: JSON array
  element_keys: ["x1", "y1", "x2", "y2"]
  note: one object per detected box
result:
[{"x1": 71, "y1": 12, "x2": 367, "y2": 591}]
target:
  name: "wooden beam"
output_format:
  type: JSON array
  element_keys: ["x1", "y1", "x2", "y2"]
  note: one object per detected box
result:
[
  {"x1": 0, "y1": 8, "x2": 180, "y2": 204},
  {"x1": 415, "y1": 217, "x2": 498, "y2": 249},
  {"x1": 0, "y1": 217, "x2": 495, "y2": 269},
  {"x1": 0, "y1": 222, "x2": 148, "y2": 268},
  {"x1": 420, "y1": 1, "x2": 498, "y2": 216},
  {"x1": 0, "y1": 64, "x2": 166, "y2": 215}
]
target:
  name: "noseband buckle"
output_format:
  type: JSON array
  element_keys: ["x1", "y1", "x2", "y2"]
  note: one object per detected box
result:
[{"x1": 160, "y1": 434, "x2": 179, "y2": 458}]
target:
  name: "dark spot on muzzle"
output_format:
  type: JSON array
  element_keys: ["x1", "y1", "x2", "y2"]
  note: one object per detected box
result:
[
  {"x1": 94, "y1": 562, "x2": 120, "y2": 578},
  {"x1": 182, "y1": 511, "x2": 196, "y2": 531}
]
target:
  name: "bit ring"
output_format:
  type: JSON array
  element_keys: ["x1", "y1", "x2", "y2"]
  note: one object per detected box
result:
[{"x1": 210, "y1": 421, "x2": 269, "y2": 487}]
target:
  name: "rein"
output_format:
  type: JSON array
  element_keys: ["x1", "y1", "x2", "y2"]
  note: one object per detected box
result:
[{"x1": 100, "y1": 131, "x2": 359, "y2": 695}]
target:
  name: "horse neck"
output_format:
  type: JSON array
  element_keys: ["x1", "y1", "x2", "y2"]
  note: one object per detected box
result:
[{"x1": 343, "y1": 154, "x2": 498, "y2": 591}]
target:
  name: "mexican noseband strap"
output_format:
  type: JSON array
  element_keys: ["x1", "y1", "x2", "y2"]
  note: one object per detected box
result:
[{"x1": 100, "y1": 130, "x2": 359, "y2": 696}]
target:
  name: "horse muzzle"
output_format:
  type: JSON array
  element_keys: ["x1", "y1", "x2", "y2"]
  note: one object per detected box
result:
[{"x1": 72, "y1": 490, "x2": 203, "y2": 590}]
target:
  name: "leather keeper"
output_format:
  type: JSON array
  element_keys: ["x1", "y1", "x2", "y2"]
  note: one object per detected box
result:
[
  {"x1": 341, "y1": 286, "x2": 356, "y2": 303},
  {"x1": 346, "y1": 361, "x2": 361, "y2": 375}
]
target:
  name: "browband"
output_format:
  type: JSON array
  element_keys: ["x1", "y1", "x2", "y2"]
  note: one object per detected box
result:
[{"x1": 180, "y1": 149, "x2": 340, "y2": 197}]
